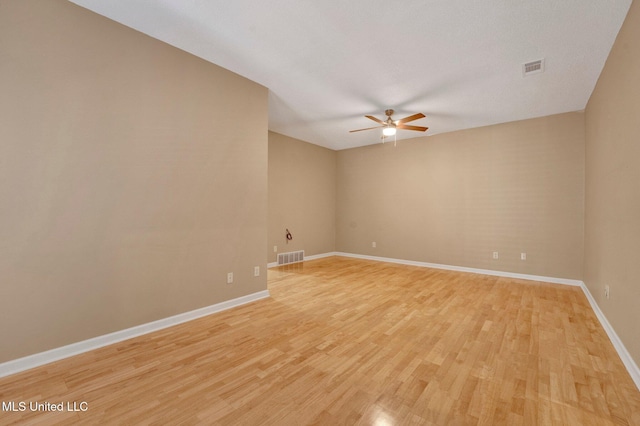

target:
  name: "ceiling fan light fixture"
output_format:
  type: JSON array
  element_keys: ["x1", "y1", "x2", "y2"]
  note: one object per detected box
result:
[
  {"x1": 382, "y1": 126, "x2": 396, "y2": 136},
  {"x1": 349, "y1": 110, "x2": 427, "y2": 140}
]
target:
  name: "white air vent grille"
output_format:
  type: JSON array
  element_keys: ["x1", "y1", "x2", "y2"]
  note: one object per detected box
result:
[
  {"x1": 523, "y1": 59, "x2": 545, "y2": 76},
  {"x1": 277, "y1": 250, "x2": 304, "y2": 266}
]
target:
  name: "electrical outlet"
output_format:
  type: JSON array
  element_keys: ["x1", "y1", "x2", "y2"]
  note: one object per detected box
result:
[
  {"x1": 273, "y1": 245, "x2": 277, "y2": 253},
  {"x1": 492, "y1": 251, "x2": 499, "y2": 259},
  {"x1": 254, "y1": 266, "x2": 260, "y2": 277},
  {"x1": 227, "y1": 272, "x2": 233, "y2": 284},
  {"x1": 372, "y1": 242, "x2": 377, "y2": 248},
  {"x1": 605, "y1": 285, "x2": 610, "y2": 299},
  {"x1": 521, "y1": 252, "x2": 527, "y2": 260}
]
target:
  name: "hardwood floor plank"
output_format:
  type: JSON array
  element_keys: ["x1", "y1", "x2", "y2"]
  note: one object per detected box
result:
[{"x1": 0, "y1": 256, "x2": 639, "y2": 425}]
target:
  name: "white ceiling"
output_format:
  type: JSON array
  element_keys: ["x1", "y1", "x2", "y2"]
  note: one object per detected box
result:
[{"x1": 70, "y1": 0, "x2": 631, "y2": 151}]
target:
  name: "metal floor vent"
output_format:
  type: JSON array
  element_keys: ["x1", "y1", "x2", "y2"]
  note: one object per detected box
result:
[{"x1": 277, "y1": 250, "x2": 304, "y2": 266}]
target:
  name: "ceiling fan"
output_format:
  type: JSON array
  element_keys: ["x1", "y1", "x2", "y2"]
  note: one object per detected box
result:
[{"x1": 349, "y1": 109, "x2": 428, "y2": 142}]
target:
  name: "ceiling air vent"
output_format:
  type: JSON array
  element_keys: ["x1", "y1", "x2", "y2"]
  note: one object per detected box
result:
[{"x1": 522, "y1": 59, "x2": 545, "y2": 76}]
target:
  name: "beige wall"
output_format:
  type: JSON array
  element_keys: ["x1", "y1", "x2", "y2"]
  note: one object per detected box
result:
[
  {"x1": 268, "y1": 132, "x2": 336, "y2": 263},
  {"x1": 337, "y1": 112, "x2": 585, "y2": 279},
  {"x1": 0, "y1": 1, "x2": 268, "y2": 362},
  {"x1": 585, "y1": 0, "x2": 640, "y2": 365}
]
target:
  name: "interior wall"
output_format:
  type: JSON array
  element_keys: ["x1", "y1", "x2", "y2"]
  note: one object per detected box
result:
[
  {"x1": 0, "y1": 0, "x2": 268, "y2": 363},
  {"x1": 268, "y1": 132, "x2": 336, "y2": 263},
  {"x1": 336, "y1": 112, "x2": 585, "y2": 279},
  {"x1": 584, "y1": 0, "x2": 640, "y2": 366}
]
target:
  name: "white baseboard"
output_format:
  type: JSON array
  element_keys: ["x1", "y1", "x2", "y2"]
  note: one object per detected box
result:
[
  {"x1": 304, "y1": 252, "x2": 336, "y2": 261},
  {"x1": 334, "y1": 252, "x2": 583, "y2": 286},
  {"x1": 0, "y1": 290, "x2": 270, "y2": 379},
  {"x1": 579, "y1": 283, "x2": 640, "y2": 391}
]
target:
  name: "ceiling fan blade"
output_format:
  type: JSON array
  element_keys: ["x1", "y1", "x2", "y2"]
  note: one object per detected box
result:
[
  {"x1": 396, "y1": 124, "x2": 428, "y2": 132},
  {"x1": 365, "y1": 115, "x2": 386, "y2": 125},
  {"x1": 396, "y1": 113, "x2": 426, "y2": 124},
  {"x1": 349, "y1": 125, "x2": 385, "y2": 133}
]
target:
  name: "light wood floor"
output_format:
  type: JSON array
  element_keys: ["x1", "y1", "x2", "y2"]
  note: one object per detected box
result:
[{"x1": 1, "y1": 257, "x2": 639, "y2": 425}]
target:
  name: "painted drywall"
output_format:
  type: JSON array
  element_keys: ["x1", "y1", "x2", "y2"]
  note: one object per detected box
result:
[
  {"x1": 268, "y1": 132, "x2": 336, "y2": 263},
  {"x1": 0, "y1": 0, "x2": 268, "y2": 363},
  {"x1": 336, "y1": 112, "x2": 585, "y2": 279},
  {"x1": 584, "y1": 0, "x2": 640, "y2": 366}
]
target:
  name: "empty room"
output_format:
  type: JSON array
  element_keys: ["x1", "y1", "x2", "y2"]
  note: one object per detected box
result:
[{"x1": 1, "y1": 0, "x2": 639, "y2": 424}]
